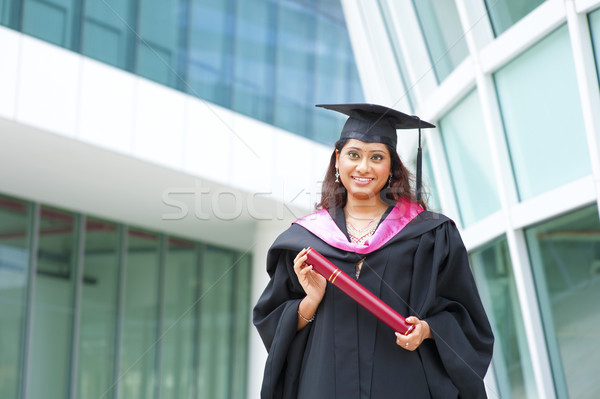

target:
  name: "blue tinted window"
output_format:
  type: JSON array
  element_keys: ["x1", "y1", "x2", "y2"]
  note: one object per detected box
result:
[
  {"x1": 22, "y1": 0, "x2": 81, "y2": 49},
  {"x1": 412, "y1": 0, "x2": 468, "y2": 83},
  {"x1": 485, "y1": 0, "x2": 546, "y2": 36},
  {"x1": 494, "y1": 25, "x2": 591, "y2": 200},
  {"x1": 82, "y1": 0, "x2": 134, "y2": 70},
  {"x1": 10, "y1": 0, "x2": 363, "y2": 145}
]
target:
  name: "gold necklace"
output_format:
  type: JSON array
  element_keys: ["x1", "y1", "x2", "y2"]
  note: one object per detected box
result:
[{"x1": 347, "y1": 219, "x2": 377, "y2": 245}]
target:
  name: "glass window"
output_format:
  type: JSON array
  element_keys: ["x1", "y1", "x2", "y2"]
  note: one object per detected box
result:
[
  {"x1": 198, "y1": 246, "x2": 235, "y2": 398},
  {"x1": 377, "y1": 0, "x2": 415, "y2": 111},
  {"x1": 494, "y1": 25, "x2": 591, "y2": 200},
  {"x1": 187, "y1": 0, "x2": 233, "y2": 107},
  {"x1": 440, "y1": 90, "x2": 500, "y2": 226},
  {"x1": 81, "y1": 0, "x2": 135, "y2": 70},
  {"x1": 412, "y1": 0, "x2": 469, "y2": 83},
  {"x1": 1, "y1": 0, "x2": 20, "y2": 29},
  {"x1": 470, "y1": 238, "x2": 538, "y2": 399},
  {"x1": 230, "y1": 253, "x2": 252, "y2": 399},
  {"x1": 312, "y1": 11, "x2": 360, "y2": 144},
  {"x1": 137, "y1": 0, "x2": 184, "y2": 88},
  {"x1": 119, "y1": 229, "x2": 160, "y2": 399},
  {"x1": 589, "y1": 7, "x2": 600, "y2": 83},
  {"x1": 422, "y1": 147, "x2": 441, "y2": 212},
  {"x1": 22, "y1": 0, "x2": 81, "y2": 49},
  {"x1": 0, "y1": 196, "x2": 30, "y2": 399},
  {"x1": 76, "y1": 219, "x2": 120, "y2": 399},
  {"x1": 160, "y1": 238, "x2": 198, "y2": 399},
  {"x1": 232, "y1": 0, "x2": 275, "y2": 123},
  {"x1": 0, "y1": 192, "x2": 254, "y2": 397},
  {"x1": 29, "y1": 206, "x2": 77, "y2": 399},
  {"x1": 526, "y1": 205, "x2": 600, "y2": 398},
  {"x1": 273, "y1": 3, "x2": 314, "y2": 135},
  {"x1": 11, "y1": 0, "x2": 363, "y2": 145},
  {"x1": 485, "y1": 0, "x2": 546, "y2": 37}
]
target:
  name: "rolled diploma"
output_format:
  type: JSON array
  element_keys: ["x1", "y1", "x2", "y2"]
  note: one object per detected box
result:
[{"x1": 306, "y1": 247, "x2": 414, "y2": 335}]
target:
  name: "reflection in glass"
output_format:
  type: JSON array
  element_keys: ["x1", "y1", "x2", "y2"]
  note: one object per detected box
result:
[
  {"x1": 312, "y1": 8, "x2": 363, "y2": 144},
  {"x1": 485, "y1": 0, "x2": 545, "y2": 37},
  {"x1": 0, "y1": 0, "x2": 20, "y2": 29},
  {"x1": 412, "y1": 0, "x2": 468, "y2": 83},
  {"x1": 77, "y1": 219, "x2": 120, "y2": 399},
  {"x1": 274, "y1": 3, "x2": 313, "y2": 135},
  {"x1": 9, "y1": 0, "x2": 363, "y2": 144},
  {"x1": 0, "y1": 193, "x2": 254, "y2": 397},
  {"x1": 137, "y1": 0, "x2": 184, "y2": 87},
  {"x1": 119, "y1": 229, "x2": 160, "y2": 399},
  {"x1": 30, "y1": 206, "x2": 76, "y2": 399},
  {"x1": 422, "y1": 147, "x2": 441, "y2": 213},
  {"x1": 471, "y1": 238, "x2": 538, "y2": 398},
  {"x1": 160, "y1": 238, "x2": 198, "y2": 399},
  {"x1": 233, "y1": 0, "x2": 275, "y2": 122},
  {"x1": 230, "y1": 253, "x2": 252, "y2": 398},
  {"x1": 526, "y1": 206, "x2": 600, "y2": 399},
  {"x1": 440, "y1": 90, "x2": 500, "y2": 226},
  {"x1": 494, "y1": 25, "x2": 591, "y2": 200},
  {"x1": 589, "y1": 8, "x2": 600, "y2": 83},
  {"x1": 198, "y1": 247, "x2": 235, "y2": 398},
  {"x1": 82, "y1": 0, "x2": 135, "y2": 70},
  {"x1": 22, "y1": 0, "x2": 81, "y2": 48},
  {"x1": 0, "y1": 196, "x2": 29, "y2": 399}
]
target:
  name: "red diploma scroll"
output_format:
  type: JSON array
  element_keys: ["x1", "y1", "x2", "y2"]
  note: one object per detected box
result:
[{"x1": 306, "y1": 247, "x2": 414, "y2": 335}]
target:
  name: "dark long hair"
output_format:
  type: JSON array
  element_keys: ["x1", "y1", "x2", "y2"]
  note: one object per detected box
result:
[{"x1": 316, "y1": 139, "x2": 428, "y2": 211}]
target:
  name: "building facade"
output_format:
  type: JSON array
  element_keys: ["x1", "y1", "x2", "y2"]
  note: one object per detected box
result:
[
  {"x1": 343, "y1": 1, "x2": 600, "y2": 398},
  {"x1": 0, "y1": 1, "x2": 361, "y2": 398},
  {"x1": 1, "y1": 0, "x2": 600, "y2": 399}
]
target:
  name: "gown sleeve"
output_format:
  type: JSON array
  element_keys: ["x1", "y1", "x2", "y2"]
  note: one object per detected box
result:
[
  {"x1": 412, "y1": 220, "x2": 495, "y2": 399},
  {"x1": 252, "y1": 246, "x2": 312, "y2": 399}
]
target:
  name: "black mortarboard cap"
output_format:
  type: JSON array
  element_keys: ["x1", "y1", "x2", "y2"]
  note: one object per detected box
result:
[{"x1": 316, "y1": 103, "x2": 436, "y2": 200}]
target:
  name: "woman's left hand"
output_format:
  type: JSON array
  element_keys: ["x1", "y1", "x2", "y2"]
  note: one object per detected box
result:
[{"x1": 395, "y1": 316, "x2": 433, "y2": 351}]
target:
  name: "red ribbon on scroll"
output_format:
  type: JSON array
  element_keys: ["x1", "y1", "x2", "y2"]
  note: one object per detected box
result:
[{"x1": 306, "y1": 247, "x2": 414, "y2": 335}]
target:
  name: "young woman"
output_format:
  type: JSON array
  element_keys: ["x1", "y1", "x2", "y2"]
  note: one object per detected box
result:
[{"x1": 253, "y1": 104, "x2": 494, "y2": 399}]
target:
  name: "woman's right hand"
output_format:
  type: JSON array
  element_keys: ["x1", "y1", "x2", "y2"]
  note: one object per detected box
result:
[{"x1": 293, "y1": 248, "x2": 327, "y2": 305}]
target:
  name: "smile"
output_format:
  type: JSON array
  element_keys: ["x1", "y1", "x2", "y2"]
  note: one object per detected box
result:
[{"x1": 352, "y1": 176, "x2": 374, "y2": 182}]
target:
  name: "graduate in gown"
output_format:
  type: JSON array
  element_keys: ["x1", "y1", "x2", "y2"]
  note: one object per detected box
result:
[{"x1": 253, "y1": 104, "x2": 494, "y2": 399}]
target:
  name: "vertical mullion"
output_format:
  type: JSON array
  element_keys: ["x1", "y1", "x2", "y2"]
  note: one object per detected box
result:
[
  {"x1": 195, "y1": 244, "x2": 206, "y2": 399},
  {"x1": 71, "y1": 0, "x2": 85, "y2": 51},
  {"x1": 155, "y1": 234, "x2": 167, "y2": 399},
  {"x1": 176, "y1": 0, "x2": 191, "y2": 92},
  {"x1": 126, "y1": 0, "x2": 141, "y2": 72},
  {"x1": 68, "y1": 214, "x2": 86, "y2": 399},
  {"x1": 112, "y1": 225, "x2": 128, "y2": 399},
  {"x1": 19, "y1": 202, "x2": 40, "y2": 399},
  {"x1": 226, "y1": 253, "x2": 237, "y2": 399}
]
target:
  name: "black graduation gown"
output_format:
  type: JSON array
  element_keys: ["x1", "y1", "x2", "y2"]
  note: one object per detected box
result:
[{"x1": 253, "y1": 210, "x2": 494, "y2": 399}]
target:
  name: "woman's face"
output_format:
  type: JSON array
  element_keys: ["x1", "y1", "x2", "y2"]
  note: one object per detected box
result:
[{"x1": 335, "y1": 139, "x2": 392, "y2": 201}]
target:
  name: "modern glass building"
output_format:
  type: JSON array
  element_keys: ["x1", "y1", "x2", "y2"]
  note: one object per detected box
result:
[
  {"x1": 2, "y1": 0, "x2": 600, "y2": 398},
  {"x1": 343, "y1": 0, "x2": 600, "y2": 398},
  {"x1": 0, "y1": 1, "x2": 362, "y2": 398}
]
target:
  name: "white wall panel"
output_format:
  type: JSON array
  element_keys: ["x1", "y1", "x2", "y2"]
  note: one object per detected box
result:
[
  {"x1": 78, "y1": 58, "x2": 136, "y2": 154},
  {"x1": 182, "y1": 98, "x2": 233, "y2": 184},
  {"x1": 230, "y1": 113, "x2": 275, "y2": 196},
  {"x1": 16, "y1": 35, "x2": 80, "y2": 137},
  {"x1": 0, "y1": 27, "x2": 20, "y2": 120},
  {"x1": 272, "y1": 129, "x2": 322, "y2": 215},
  {"x1": 132, "y1": 78, "x2": 186, "y2": 170}
]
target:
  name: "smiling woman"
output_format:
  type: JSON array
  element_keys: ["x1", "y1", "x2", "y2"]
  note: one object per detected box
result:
[
  {"x1": 253, "y1": 103, "x2": 495, "y2": 399},
  {"x1": 335, "y1": 140, "x2": 391, "y2": 206}
]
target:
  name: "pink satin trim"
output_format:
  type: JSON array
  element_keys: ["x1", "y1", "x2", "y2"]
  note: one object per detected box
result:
[{"x1": 293, "y1": 198, "x2": 424, "y2": 255}]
